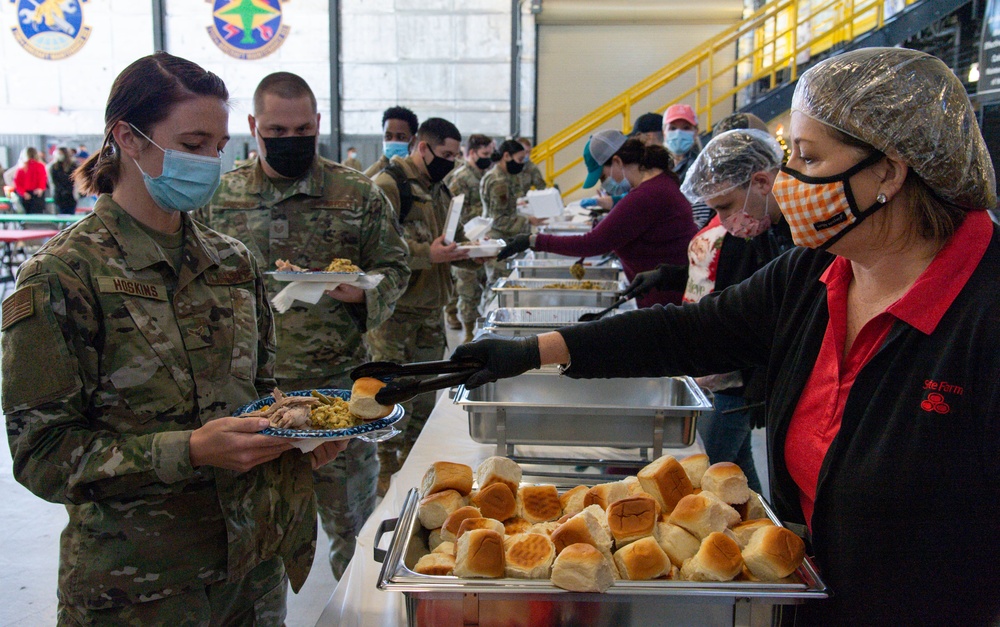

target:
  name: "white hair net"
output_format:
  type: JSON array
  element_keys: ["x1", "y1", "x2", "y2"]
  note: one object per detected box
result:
[
  {"x1": 680, "y1": 129, "x2": 784, "y2": 202},
  {"x1": 793, "y1": 47, "x2": 996, "y2": 210}
]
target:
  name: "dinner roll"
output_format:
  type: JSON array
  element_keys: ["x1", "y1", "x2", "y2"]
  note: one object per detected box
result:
[
  {"x1": 505, "y1": 532, "x2": 556, "y2": 579},
  {"x1": 432, "y1": 541, "x2": 455, "y2": 556},
  {"x1": 638, "y1": 455, "x2": 694, "y2": 513},
  {"x1": 668, "y1": 492, "x2": 741, "y2": 540},
  {"x1": 653, "y1": 521, "x2": 701, "y2": 568},
  {"x1": 559, "y1": 485, "x2": 589, "y2": 517},
  {"x1": 348, "y1": 377, "x2": 394, "y2": 420},
  {"x1": 680, "y1": 532, "x2": 743, "y2": 582},
  {"x1": 476, "y1": 456, "x2": 522, "y2": 495},
  {"x1": 503, "y1": 517, "x2": 531, "y2": 536},
  {"x1": 550, "y1": 543, "x2": 616, "y2": 593},
  {"x1": 414, "y1": 552, "x2": 455, "y2": 576},
  {"x1": 679, "y1": 453, "x2": 710, "y2": 489},
  {"x1": 741, "y1": 526, "x2": 806, "y2": 581},
  {"x1": 583, "y1": 481, "x2": 630, "y2": 510},
  {"x1": 731, "y1": 518, "x2": 776, "y2": 548},
  {"x1": 421, "y1": 461, "x2": 474, "y2": 497},
  {"x1": 456, "y1": 517, "x2": 504, "y2": 540},
  {"x1": 622, "y1": 475, "x2": 646, "y2": 496},
  {"x1": 471, "y1": 483, "x2": 517, "y2": 521},
  {"x1": 528, "y1": 521, "x2": 560, "y2": 537},
  {"x1": 440, "y1": 506, "x2": 483, "y2": 543},
  {"x1": 517, "y1": 484, "x2": 562, "y2": 523},
  {"x1": 613, "y1": 536, "x2": 671, "y2": 580},
  {"x1": 454, "y1": 529, "x2": 505, "y2": 578},
  {"x1": 551, "y1": 507, "x2": 613, "y2": 555},
  {"x1": 428, "y1": 528, "x2": 444, "y2": 551},
  {"x1": 745, "y1": 490, "x2": 768, "y2": 520},
  {"x1": 607, "y1": 495, "x2": 660, "y2": 547},
  {"x1": 701, "y1": 462, "x2": 750, "y2": 505},
  {"x1": 417, "y1": 490, "x2": 466, "y2": 530}
]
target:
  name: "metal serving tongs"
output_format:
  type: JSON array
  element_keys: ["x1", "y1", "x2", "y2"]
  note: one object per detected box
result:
[
  {"x1": 350, "y1": 358, "x2": 484, "y2": 406},
  {"x1": 578, "y1": 294, "x2": 629, "y2": 322}
]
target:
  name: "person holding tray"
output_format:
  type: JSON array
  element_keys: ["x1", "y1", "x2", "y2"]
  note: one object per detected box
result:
[
  {"x1": 2, "y1": 53, "x2": 346, "y2": 625},
  {"x1": 454, "y1": 48, "x2": 1000, "y2": 626}
]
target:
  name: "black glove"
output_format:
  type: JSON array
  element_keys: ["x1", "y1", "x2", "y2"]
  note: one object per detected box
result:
[
  {"x1": 452, "y1": 333, "x2": 541, "y2": 389},
  {"x1": 496, "y1": 234, "x2": 531, "y2": 261},
  {"x1": 621, "y1": 264, "x2": 689, "y2": 299}
]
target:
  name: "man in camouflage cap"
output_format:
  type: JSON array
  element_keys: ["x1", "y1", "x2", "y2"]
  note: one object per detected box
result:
[
  {"x1": 370, "y1": 117, "x2": 476, "y2": 492},
  {"x1": 196, "y1": 72, "x2": 410, "y2": 579},
  {"x1": 444, "y1": 133, "x2": 495, "y2": 342}
]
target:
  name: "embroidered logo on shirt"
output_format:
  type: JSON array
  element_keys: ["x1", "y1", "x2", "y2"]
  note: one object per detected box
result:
[{"x1": 920, "y1": 380, "x2": 963, "y2": 415}]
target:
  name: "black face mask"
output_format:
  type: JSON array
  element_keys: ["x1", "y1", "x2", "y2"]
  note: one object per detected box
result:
[
  {"x1": 425, "y1": 150, "x2": 455, "y2": 184},
  {"x1": 475, "y1": 157, "x2": 493, "y2": 171},
  {"x1": 261, "y1": 134, "x2": 316, "y2": 179},
  {"x1": 506, "y1": 159, "x2": 525, "y2": 175}
]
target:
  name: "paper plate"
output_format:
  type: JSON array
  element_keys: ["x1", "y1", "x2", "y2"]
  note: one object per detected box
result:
[{"x1": 236, "y1": 388, "x2": 404, "y2": 452}]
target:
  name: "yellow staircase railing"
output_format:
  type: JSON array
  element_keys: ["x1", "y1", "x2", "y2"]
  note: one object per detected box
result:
[{"x1": 533, "y1": 0, "x2": 918, "y2": 196}]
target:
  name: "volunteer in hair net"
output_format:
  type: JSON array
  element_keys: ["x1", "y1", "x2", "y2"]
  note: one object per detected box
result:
[
  {"x1": 621, "y1": 128, "x2": 795, "y2": 494},
  {"x1": 454, "y1": 48, "x2": 1000, "y2": 625}
]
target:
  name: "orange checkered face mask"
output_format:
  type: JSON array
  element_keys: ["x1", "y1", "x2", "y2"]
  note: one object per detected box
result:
[{"x1": 772, "y1": 152, "x2": 886, "y2": 249}]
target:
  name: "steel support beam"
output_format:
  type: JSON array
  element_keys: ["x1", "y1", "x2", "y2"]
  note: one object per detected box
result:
[{"x1": 328, "y1": 0, "x2": 342, "y2": 157}]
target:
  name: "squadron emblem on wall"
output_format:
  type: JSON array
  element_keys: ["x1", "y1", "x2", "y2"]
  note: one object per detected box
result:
[
  {"x1": 207, "y1": 0, "x2": 290, "y2": 60},
  {"x1": 10, "y1": 0, "x2": 91, "y2": 60}
]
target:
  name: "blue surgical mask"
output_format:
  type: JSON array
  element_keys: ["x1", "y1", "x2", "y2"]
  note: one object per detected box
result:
[
  {"x1": 130, "y1": 125, "x2": 221, "y2": 213},
  {"x1": 665, "y1": 129, "x2": 696, "y2": 155},
  {"x1": 602, "y1": 162, "x2": 631, "y2": 197},
  {"x1": 383, "y1": 140, "x2": 410, "y2": 159}
]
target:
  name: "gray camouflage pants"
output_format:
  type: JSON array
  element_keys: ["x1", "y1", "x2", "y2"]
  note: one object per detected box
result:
[
  {"x1": 280, "y1": 373, "x2": 379, "y2": 581},
  {"x1": 57, "y1": 557, "x2": 286, "y2": 626},
  {"x1": 367, "y1": 308, "x2": 447, "y2": 464}
]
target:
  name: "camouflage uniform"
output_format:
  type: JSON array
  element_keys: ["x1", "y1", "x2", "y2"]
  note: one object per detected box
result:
[
  {"x1": 2, "y1": 196, "x2": 307, "y2": 623},
  {"x1": 445, "y1": 162, "x2": 490, "y2": 337},
  {"x1": 196, "y1": 155, "x2": 410, "y2": 580},
  {"x1": 364, "y1": 154, "x2": 390, "y2": 178},
  {"x1": 343, "y1": 156, "x2": 363, "y2": 171},
  {"x1": 371, "y1": 155, "x2": 471, "y2": 467},
  {"x1": 512, "y1": 159, "x2": 548, "y2": 198},
  {"x1": 481, "y1": 166, "x2": 530, "y2": 307}
]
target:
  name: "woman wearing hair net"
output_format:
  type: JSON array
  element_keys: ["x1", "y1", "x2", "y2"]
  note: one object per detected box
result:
[
  {"x1": 620, "y1": 129, "x2": 795, "y2": 495},
  {"x1": 453, "y1": 48, "x2": 1000, "y2": 624}
]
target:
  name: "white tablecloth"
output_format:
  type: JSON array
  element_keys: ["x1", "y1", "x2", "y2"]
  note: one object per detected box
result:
[{"x1": 317, "y1": 392, "x2": 704, "y2": 627}]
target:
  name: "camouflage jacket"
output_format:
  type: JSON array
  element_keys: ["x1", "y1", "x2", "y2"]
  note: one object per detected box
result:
[
  {"x1": 373, "y1": 155, "x2": 468, "y2": 312},
  {"x1": 196, "y1": 156, "x2": 410, "y2": 380},
  {"x1": 481, "y1": 166, "x2": 529, "y2": 239},
  {"x1": 512, "y1": 159, "x2": 547, "y2": 198},
  {"x1": 445, "y1": 162, "x2": 488, "y2": 224},
  {"x1": 363, "y1": 154, "x2": 390, "y2": 178},
  {"x1": 2, "y1": 195, "x2": 317, "y2": 608}
]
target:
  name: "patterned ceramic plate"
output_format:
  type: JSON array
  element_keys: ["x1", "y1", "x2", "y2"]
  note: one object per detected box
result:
[{"x1": 236, "y1": 388, "x2": 404, "y2": 451}]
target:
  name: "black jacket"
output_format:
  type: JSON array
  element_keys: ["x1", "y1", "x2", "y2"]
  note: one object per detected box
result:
[{"x1": 559, "y1": 227, "x2": 1000, "y2": 626}]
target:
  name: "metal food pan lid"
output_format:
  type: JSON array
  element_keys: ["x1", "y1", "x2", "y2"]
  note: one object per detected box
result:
[
  {"x1": 376, "y1": 488, "x2": 829, "y2": 599},
  {"x1": 485, "y1": 307, "x2": 623, "y2": 327}
]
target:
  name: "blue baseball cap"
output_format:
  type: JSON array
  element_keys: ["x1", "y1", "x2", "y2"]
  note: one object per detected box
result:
[{"x1": 583, "y1": 130, "x2": 628, "y2": 189}]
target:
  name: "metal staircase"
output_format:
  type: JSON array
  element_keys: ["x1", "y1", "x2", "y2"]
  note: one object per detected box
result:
[{"x1": 533, "y1": 0, "x2": 975, "y2": 196}]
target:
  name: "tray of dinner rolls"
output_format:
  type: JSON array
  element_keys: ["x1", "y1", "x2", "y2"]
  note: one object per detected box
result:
[{"x1": 375, "y1": 454, "x2": 828, "y2": 600}]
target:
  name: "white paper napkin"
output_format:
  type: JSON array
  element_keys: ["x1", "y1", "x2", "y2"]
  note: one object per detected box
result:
[{"x1": 270, "y1": 274, "x2": 384, "y2": 313}]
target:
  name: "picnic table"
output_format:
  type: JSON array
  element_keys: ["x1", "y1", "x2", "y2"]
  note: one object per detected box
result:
[
  {"x1": 0, "y1": 213, "x2": 84, "y2": 228},
  {"x1": 0, "y1": 228, "x2": 59, "y2": 291}
]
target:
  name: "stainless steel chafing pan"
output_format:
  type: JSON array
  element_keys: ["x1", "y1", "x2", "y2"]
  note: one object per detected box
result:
[
  {"x1": 507, "y1": 258, "x2": 622, "y2": 281},
  {"x1": 375, "y1": 488, "x2": 829, "y2": 627},
  {"x1": 491, "y1": 278, "x2": 624, "y2": 308}
]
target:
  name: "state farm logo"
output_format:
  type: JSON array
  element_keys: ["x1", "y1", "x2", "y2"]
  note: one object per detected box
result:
[{"x1": 920, "y1": 380, "x2": 963, "y2": 415}]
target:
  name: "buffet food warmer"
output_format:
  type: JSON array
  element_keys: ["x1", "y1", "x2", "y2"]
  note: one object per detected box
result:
[
  {"x1": 453, "y1": 370, "x2": 709, "y2": 476},
  {"x1": 507, "y1": 258, "x2": 622, "y2": 281},
  {"x1": 491, "y1": 278, "x2": 624, "y2": 308},
  {"x1": 375, "y1": 488, "x2": 829, "y2": 627},
  {"x1": 481, "y1": 307, "x2": 625, "y2": 336}
]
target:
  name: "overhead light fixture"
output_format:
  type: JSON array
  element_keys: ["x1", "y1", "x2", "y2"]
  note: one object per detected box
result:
[
  {"x1": 530, "y1": 0, "x2": 542, "y2": 14},
  {"x1": 969, "y1": 62, "x2": 980, "y2": 83}
]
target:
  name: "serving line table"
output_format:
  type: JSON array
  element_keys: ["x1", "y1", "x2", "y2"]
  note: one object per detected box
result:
[{"x1": 317, "y1": 392, "x2": 704, "y2": 627}]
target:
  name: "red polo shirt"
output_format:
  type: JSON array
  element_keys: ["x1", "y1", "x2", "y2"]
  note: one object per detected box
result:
[{"x1": 784, "y1": 210, "x2": 993, "y2": 529}]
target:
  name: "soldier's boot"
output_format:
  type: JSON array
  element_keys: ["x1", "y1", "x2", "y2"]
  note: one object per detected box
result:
[
  {"x1": 445, "y1": 309, "x2": 462, "y2": 330},
  {"x1": 462, "y1": 320, "x2": 476, "y2": 344}
]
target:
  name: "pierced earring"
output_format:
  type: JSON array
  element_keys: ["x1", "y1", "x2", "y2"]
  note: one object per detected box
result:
[{"x1": 876, "y1": 193, "x2": 888, "y2": 204}]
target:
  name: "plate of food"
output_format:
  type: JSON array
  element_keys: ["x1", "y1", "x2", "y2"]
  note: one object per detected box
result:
[
  {"x1": 267, "y1": 258, "x2": 384, "y2": 288},
  {"x1": 458, "y1": 239, "x2": 506, "y2": 258},
  {"x1": 236, "y1": 378, "x2": 405, "y2": 452}
]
